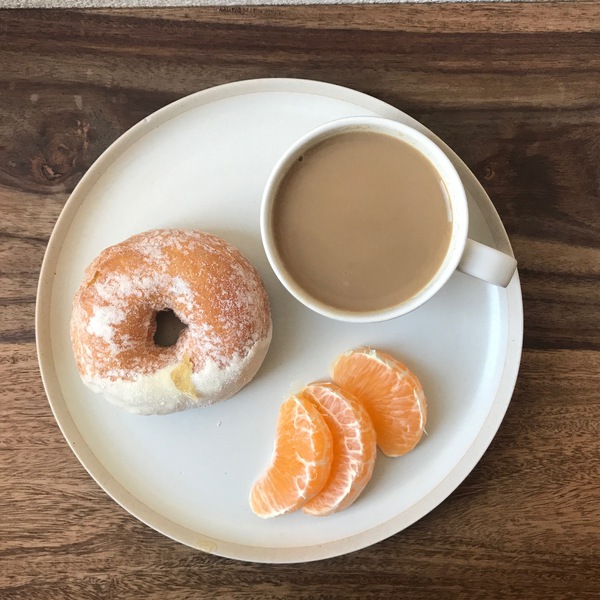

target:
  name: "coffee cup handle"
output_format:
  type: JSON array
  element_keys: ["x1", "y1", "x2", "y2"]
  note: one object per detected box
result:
[{"x1": 457, "y1": 239, "x2": 517, "y2": 287}]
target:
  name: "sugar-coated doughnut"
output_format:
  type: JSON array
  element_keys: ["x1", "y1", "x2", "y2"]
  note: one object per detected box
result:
[{"x1": 70, "y1": 229, "x2": 272, "y2": 415}]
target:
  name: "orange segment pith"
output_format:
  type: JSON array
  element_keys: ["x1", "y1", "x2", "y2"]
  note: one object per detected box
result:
[
  {"x1": 331, "y1": 347, "x2": 427, "y2": 457},
  {"x1": 249, "y1": 395, "x2": 333, "y2": 518},
  {"x1": 300, "y1": 382, "x2": 377, "y2": 516}
]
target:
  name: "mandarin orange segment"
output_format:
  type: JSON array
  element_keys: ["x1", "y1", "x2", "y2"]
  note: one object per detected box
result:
[
  {"x1": 300, "y1": 382, "x2": 377, "y2": 516},
  {"x1": 331, "y1": 347, "x2": 427, "y2": 457},
  {"x1": 249, "y1": 395, "x2": 333, "y2": 518}
]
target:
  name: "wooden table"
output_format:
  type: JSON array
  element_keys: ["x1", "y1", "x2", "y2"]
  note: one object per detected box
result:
[{"x1": 1, "y1": 3, "x2": 599, "y2": 598}]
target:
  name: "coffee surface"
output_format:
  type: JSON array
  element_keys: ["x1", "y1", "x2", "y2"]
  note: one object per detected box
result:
[{"x1": 272, "y1": 131, "x2": 453, "y2": 312}]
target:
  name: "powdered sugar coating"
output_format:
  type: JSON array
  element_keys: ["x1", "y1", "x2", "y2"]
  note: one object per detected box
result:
[{"x1": 70, "y1": 229, "x2": 272, "y2": 415}]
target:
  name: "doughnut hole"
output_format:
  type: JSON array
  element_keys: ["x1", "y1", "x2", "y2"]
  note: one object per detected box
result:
[{"x1": 153, "y1": 309, "x2": 187, "y2": 348}]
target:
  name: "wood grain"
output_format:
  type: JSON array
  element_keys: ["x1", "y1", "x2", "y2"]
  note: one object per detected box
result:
[{"x1": 1, "y1": 4, "x2": 599, "y2": 599}]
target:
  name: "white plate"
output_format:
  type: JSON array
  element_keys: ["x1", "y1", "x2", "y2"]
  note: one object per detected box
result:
[{"x1": 36, "y1": 78, "x2": 523, "y2": 563}]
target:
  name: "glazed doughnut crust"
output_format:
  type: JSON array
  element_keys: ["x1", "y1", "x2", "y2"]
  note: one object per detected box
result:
[{"x1": 70, "y1": 229, "x2": 272, "y2": 415}]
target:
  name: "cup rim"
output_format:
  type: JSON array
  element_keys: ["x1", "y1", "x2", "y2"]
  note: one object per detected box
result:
[{"x1": 260, "y1": 116, "x2": 469, "y2": 323}]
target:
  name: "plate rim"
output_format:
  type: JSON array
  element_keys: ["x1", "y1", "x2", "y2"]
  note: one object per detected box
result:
[{"x1": 35, "y1": 77, "x2": 523, "y2": 563}]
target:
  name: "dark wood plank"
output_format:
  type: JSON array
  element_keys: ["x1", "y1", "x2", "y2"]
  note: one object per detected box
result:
[{"x1": 0, "y1": 4, "x2": 599, "y2": 599}]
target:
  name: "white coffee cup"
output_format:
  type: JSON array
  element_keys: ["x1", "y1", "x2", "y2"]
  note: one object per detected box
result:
[{"x1": 261, "y1": 116, "x2": 517, "y2": 323}]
